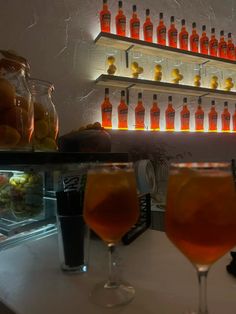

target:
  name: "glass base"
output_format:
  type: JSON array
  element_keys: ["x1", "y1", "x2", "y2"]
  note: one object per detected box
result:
[{"x1": 90, "y1": 280, "x2": 135, "y2": 308}]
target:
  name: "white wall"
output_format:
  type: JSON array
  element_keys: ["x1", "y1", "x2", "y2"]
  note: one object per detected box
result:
[{"x1": 1, "y1": 0, "x2": 236, "y2": 159}]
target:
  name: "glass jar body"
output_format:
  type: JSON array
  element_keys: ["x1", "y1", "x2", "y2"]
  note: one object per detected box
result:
[
  {"x1": 29, "y1": 79, "x2": 59, "y2": 151},
  {"x1": 0, "y1": 51, "x2": 33, "y2": 151}
]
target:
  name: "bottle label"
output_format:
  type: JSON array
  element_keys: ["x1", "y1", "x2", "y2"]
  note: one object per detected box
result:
[
  {"x1": 102, "y1": 13, "x2": 111, "y2": 27},
  {"x1": 137, "y1": 111, "x2": 145, "y2": 116},
  {"x1": 202, "y1": 38, "x2": 209, "y2": 48},
  {"x1": 182, "y1": 113, "x2": 190, "y2": 119},
  {"x1": 196, "y1": 114, "x2": 204, "y2": 119},
  {"x1": 132, "y1": 21, "x2": 140, "y2": 35},
  {"x1": 152, "y1": 111, "x2": 160, "y2": 117},
  {"x1": 102, "y1": 107, "x2": 112, "y2": 124},
  {"x1": 118, "y1": 17, "x2": 126, "y2": 31},
  {"x1": 170, "y1": 31, "x2": 177, "y2": 43},
  {"x1": 167, "y1": 112, "x2": 175, "y2": 118},
  {"x1": 182, "y1": 33, "x2": 188, "y2": 44},
  {"x1": 119, "y1": 109, "x2": 128, "y2": 122},
  {"x1": 145, "y1": 25, "x2": 153, "y2": 38},
  {"x1": 158, "y1": 28, "x2": 166, "y2": 40}
]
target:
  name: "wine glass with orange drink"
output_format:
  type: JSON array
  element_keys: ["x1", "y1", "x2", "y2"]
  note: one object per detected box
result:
[
  {"x1": 83, "y1": 163, "x2": 139, "y2": 308},
  {"x1": 165, "y1": 162, "x2": 236, "y2": 314}
]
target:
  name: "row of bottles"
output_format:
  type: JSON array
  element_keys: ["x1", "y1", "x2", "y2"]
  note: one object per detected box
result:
[
  {"x1": 100, "y1": 0, "x2": 235, "y2": 60},
  {"x1": 101, "y1": 88, "x2": 236, "y2": 132}
]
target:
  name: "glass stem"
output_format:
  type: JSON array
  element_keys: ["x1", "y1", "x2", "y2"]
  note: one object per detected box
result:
[
  {"x1": 107, "y1": 243, "x2": 117, "y2": 287},
  {"x1": 197, "y1": 266, "x2": 209, "y2": 314}
]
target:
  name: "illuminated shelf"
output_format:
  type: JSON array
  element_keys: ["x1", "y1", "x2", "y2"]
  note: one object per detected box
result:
[
  {"x1": 95, "y1": 74, "x2": 236, "y2": 101},
  {"x1": 95, "y1": 32, "x2": 236, "y2": 70}
]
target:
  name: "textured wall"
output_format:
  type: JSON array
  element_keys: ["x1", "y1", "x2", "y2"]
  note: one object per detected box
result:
[{"x1": 1, "y1": 0, "x2": 236, "y2": 160}]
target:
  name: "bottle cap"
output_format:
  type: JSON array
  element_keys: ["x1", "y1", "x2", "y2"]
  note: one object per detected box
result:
[
  {"x1": 170, "y1": 16, "x2": 175, "y2": 23},
  {"x1": 181, "y1": 19, "x2": 186, "y2": 26},
  {"x1": 160, "y1": 12, "x2": 163, "y2": 19},
  {"x1": 105, "y1": 88, "x2": 109, "y2": 94},
  {"x1": 183, "y1": 97, "x2": 187, "y2": 103},
  {"x1": 224, "y1": 101, "x2": 228, "y2": 107},
  {"x1": 211, "y1": 28, "x2": 215, "y2": 33},
  {"x1": 121, "y1": 90, "x2": 125, "y2": 97},
  {"x1": 202, "y1": 25, "x2": 206, "y2": 31},
  {"x1": 168, "y1": 95, "x2": 172, "y2": 102},
  {"x1": 56, "y1": 191, "x2": 84, "y2": 216},
  {"x1": 133, "y1": 5, "x2": 137, "y2": 12},
  {"x1": 118, "y1": 1, "x2": 122, "y2": 8},
  {"x1": 228, "y1": 32, "x2": 232, "y2": 38},
  {"x1": 192, "y1": 22, "x2": 196, "y2": 28},
  {"x1": 220, "y1": 30, "x2": 224, "y2": 36},
  {"x1": 146, "y1": 9, "x2": 150, "y2": 16},
  {"x1": 138, "y1": 92, "x2": 142, "y2": 99},
  {"x1": 103, "y1": 0, "x2": 107, "y2": 4},
  {"x1": 153, "y1": 94, "x2": 157, "y2": 101},
  {"x1": 198, "y1": 97, "x2": 202, "y2": 105},
  {"x1": 211, "y1": 100, "x2": 215, "y2": 106}
]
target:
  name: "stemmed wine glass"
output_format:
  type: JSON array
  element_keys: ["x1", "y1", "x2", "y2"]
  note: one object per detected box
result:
[
  {"x1": 165, "y1": 162, "x2": 236, "y2": 314},
  {"x1": 83, "y1": 163, "x2": 140, "y2": 308}
]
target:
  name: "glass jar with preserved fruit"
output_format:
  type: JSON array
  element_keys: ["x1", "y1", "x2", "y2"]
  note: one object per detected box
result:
[
  {"x1": 29, "y1": 79, "x2": 59, "y2": 151},
  {"x1": 0, "y1": 50, "x2": 33, "y2": 150},
  {"x1": 9, "y1": 170, "x2": 44, "y2": 220}
]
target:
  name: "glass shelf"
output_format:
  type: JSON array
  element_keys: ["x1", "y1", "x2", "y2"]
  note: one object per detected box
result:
[
  {"x1": 95, "y1": 32, "x2": 236, "y2": 71},
  {"x1": 95, "y1": 74, "x2": 236, "y2": 101}
]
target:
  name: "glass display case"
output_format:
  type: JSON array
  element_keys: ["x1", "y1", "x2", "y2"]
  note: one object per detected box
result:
[{"x1": 0, "y1": 152, "x2": 129, "y2": 250}]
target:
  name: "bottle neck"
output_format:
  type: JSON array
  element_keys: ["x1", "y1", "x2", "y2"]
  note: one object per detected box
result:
[
  {"x1": 118, "y1": 9, "x2": 123, "y2": 14},
  {"x1": 103, "y1": 4, "x2": 108, "y2": 11},
  {"x1": 183, "y1": 104, "x2": 187, "y2": 109},
  {"x1": 132, "y1": 12, "x2": 137, "y2": 18},
  {"x1": 192, "y1": 28, "x2": 197, "y2": 34},
  {"x1": 211, "y1": 34, "x2": 215, "y2": 39},
  {"x1": 120, "y1": 96, "x2": 125, "y2": 103},
  {"x1": 228, "y1": 38, "x2": 232, "y2": 44},
  {"x1": 181, "y1": 26, "x2": 186, "y2": 31},
  {"x1": 146, "y1": 16, "x2": 151, "y2": 22},
  {"x1": 159, "y1": 19, "x2": 164, "y2": 25},
  {"x1": 220, "y1": 36, "x2": 225, "y2": 41},
  {"x1": 202, "y1": 31, "x2": 206, "y2": 37},
  {"x1": 105, "y1": 94, "x2": 109, "y2": 100}
]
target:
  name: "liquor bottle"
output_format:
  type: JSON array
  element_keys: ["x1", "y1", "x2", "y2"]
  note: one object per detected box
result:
[
  {"x1": 135, "y1": 93, "x2": 145, "y2": 130},
  {"x1": 200, "y1": 25, "x2": 209, "y2": 55},
  {"x1": 227, "y1": 33, "x2": 235, "y2": 60},
  {"x1": 179, "y1": 19, "x2": 189, "y2": 50},
  {"x1": 233, "y1": 104, "x2": 236, "y2": 132},
  {"x1": 209, "y1": 28, "x2": 218, "y2": 57},
  {"x1": 221, "y1": 101, "x2": 231, "y2": 132},
  {"x1": 190, "y1": 22, "x2": 199, "y2": 53},
  {"x1": 195, "y1": 97, "x2": 204, "y2": 132},
  {"x1": 116, "y1": 1, "x2": 126, "y2": 36},
  {"x1": 157, "y1": 12, "x2": 166, "y2": 45},
  {"x1": 100, "y1": 0, "x2": 111, "y2": 33},
  {"x1": 150, "y1": 94, "x2": 160, "y2": 130},
  {"x1": 130, "y1": 5, "x2": 140, "y2": 39},
  {"x1": 118, "y1": 90, "x2": 128, "y2": 130},
  {"x1": 101, "y1": 88, "x2": 112, "y2": 128},
  {"x1": 143, "y1": 9, "x2": 153, "y2": 42},
  {"x1": 218, "y1": 30, "x2": 227, "y2": 58},
  {"x1": 168, "y1": 16, "x2": 178, "y2": 48},
  {"x1": 208, "y1": 100, "x2": 218, "y2": 132},
  {"x1": 165, "y1": 96, "x2": 175, "y2": 131},
  {"x1": 180, "y1": 97, "x2": 190, "y2": 131}
]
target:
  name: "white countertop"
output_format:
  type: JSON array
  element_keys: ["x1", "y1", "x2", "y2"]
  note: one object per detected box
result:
[{"x1": 0, "y1": 230, "x2": 236, "y2": 314}]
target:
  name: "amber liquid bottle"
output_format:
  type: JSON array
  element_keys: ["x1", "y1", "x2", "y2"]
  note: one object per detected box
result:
[
  {"x1": 190, "y1": 22, "x2": 199, "y2": 53},
  {"x1": 179, "y1": 19, "x2": 189, "y2": 50},
  {"x1": 100, "y1": 0, "x2": 111, "y2": 33},
  {"x1": 118, "y1": 90, "x2": 128, "y2": 130},
  {"x1": 157, "y1": 12, "x2": 166, "y2": 45},
  {"x1": 168, "y1": 16, "x2": 178, "y2": 48},
  {"x1": 180, "y1": 97, "x2": 190, "y2": 131},
  {"x1": 227, "y1": 32, "x2": 235, "y2": 60},
  {"x1": 218, "y1": 30, "x2": 227, "y2": 58},
  {"x1": 135, "y1": 93, "x2": 145, "y2": 130},
  {"x1": 221, "y1": 102, "x2": 231, "y2": 132},
  {"x1": 150, "y1": 94, "x2": 160, "y2": 130},
  {"x1": 101, "y1": 88, "x2": 112, "y2": 129},
  {"x1": 200, "y1": 25, "x2": 209, "y2": 55},
  {"x1": 233, "y1": 104, "x2": 236, "y2": 132},
  {"x1": 165, "y1": 96, "x2": 175, "y2": 131},
  {"x1": 209, "y1": 28, "x2": 218, "y2": 57},
  {"x1": 195, "y1": 97, "x2": 204, "y2": 132},
  {"x1": 116, "y1": 1, "x2": 126, "y2": 36},
  {"x1": 208, "y1": 100, "x2": 218, "y2": 132},
  {"x1": 130, "y1": 5, "x2": 140, "y2": 39},
  {"x1": 143, "y1": 9, "x2": 153, "y2": 42}
]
